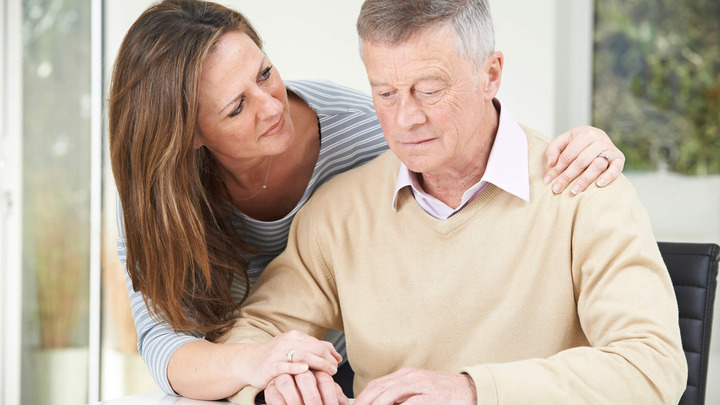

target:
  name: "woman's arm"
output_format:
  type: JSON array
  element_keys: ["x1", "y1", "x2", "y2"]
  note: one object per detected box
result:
[
  {"x1": 117, "y1": 206, "x2": 339, "y2": 400},
  {"x1": 117, "y1": 207, "x2": 202, "y2": 395},
  {"x1": 167, "y1": 332, "x2": 340, "y2": 400},
  {"x1": 544, "y1": 126, "x2": 625, "y2": 194}
]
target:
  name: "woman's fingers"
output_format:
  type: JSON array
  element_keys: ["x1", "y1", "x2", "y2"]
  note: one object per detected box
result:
[
  {"x1": 552, "y1": 143, "x2": 607, "y2": 194},
  {"x1": 544, "y1": 126, "x2": 625, "y2": 193},
  {"x1": 245, "y1": 331, "x2": 342, "y2": 389},
  {"x1": 596, "y1": 153, "x2": 625, "y2": 188},
  {"x1": 290, "y1": 350, "x2": 338, "y2": 375},
  {"x1": 275, "y1": 331, "x2": 341, "y2": 367}
]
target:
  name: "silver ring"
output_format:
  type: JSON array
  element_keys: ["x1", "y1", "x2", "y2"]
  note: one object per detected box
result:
[
  {"x1": 286, "y1": 349, "x2": 296, "y2": 362},
  {"x1": 597, "y1": 153, "x2": 612, "y2": 162}
]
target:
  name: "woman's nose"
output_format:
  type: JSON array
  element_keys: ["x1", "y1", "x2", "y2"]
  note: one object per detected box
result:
[{"x1": 256, "y1": 89, "x2": 283, "y2": 121}]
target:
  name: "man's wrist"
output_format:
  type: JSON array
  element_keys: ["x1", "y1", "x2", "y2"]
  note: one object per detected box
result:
[{"x1": 462, "y1": 373, "x2": 477, "y2": 404}]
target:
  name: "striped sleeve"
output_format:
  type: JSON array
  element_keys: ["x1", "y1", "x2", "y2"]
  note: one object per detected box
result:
[{"x1": 116, "y1": 200, "x2": 200, "y2": 395}]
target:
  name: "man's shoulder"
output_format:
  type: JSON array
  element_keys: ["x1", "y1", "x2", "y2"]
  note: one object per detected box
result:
[
  {"x1": 518, "y1": 124, "x2": 551, "y2": 150},
  {"x1": 308, "y1": 151, "x2": 398, "y2": 206}
]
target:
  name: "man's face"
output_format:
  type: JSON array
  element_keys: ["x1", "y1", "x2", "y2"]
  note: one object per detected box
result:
[{"x1": 362, "y1": 25, "x2": 494, "y2": 176}]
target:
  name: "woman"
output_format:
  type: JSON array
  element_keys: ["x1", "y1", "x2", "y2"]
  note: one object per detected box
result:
[{"x1": 109, "y1": 0, "x2": 625, "y2": 400}]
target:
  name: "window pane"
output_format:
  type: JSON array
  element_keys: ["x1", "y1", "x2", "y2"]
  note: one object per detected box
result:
[
  {"x1": 21, "y1": 0, "x2": 91, "y2": 403},
  {"x1": 593, "y1": 0, "x2": 720, "y2": 175}
]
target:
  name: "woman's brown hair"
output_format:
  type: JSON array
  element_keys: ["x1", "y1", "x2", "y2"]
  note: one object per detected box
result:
[{"x1": 109, "y1": 0, "x2": 262, "y2": 340}]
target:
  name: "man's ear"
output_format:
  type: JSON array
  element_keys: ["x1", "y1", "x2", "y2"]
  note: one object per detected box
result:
[{"x1": 482, "y1": 51, "x2": 504, "y2": 100}]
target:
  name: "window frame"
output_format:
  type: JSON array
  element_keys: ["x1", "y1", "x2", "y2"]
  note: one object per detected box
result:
[{"x1": 1, "y1": 0, "x2": 25, "y2": 404}]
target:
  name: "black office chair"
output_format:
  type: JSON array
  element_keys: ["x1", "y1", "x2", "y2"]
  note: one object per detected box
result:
[{"x1": 658, "y1": 242, "x2": 719, "y2": 405}]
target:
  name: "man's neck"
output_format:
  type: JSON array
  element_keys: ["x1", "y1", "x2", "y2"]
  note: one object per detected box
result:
[{"x1": 417, "y1": 103, "x2": 499, "y2": 208}]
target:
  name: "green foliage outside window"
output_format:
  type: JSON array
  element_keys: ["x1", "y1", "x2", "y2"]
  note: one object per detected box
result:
[{"x1": 593, "y1": 1, "x2": 720, "y2": 175}]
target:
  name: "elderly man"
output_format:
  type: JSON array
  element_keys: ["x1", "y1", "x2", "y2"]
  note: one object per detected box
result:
[{"x1": 222, "y1": 0, "x2": 687, "y2": 404}]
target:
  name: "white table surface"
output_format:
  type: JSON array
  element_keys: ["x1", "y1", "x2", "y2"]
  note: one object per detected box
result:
[
  {"x1": 90, "y1": 391, "x2": 355, "y2": 404},
  {"x1": 90, "y1": 391, "x2": 232, "y2": 405}
]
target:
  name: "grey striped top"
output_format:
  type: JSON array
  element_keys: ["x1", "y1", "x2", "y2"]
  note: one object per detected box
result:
[{"x1": 117, "y1": 80, "x2": 387, "y2": 395}]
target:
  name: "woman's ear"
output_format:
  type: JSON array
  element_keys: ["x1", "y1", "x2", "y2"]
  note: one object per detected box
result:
[{"x1": 193, "y1": 134, "x2": 204, "y2": 150}]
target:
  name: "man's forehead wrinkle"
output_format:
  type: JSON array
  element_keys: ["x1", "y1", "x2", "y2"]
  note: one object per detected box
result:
[{"x1": 382, "y1": 51, "x2": 454, "y2": 85}]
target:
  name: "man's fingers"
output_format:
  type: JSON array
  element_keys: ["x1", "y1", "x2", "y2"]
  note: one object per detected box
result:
[
  {"x1": 264, "y1": 381, "x2": 288, "y2": 405},
  {"x1": 273, "y1": 374, "x2": 303, "y2": 405},
  {"x1": 354, "y1": 368, "x2": 415, "y2": 405},
  {"x1": 337, "y1": 383, "x2": 351, "y2": 405},
  {"x1": 316, "y1": 372, "x2": 343, "y2": 405},
  {"x1": 294, "y1": 371, "x2": 323, "y2": 405}
]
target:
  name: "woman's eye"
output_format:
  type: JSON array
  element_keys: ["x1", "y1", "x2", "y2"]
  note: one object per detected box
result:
[
  {"x1": 259, "y1": 66, "x2": 272, "y2": 81},
  {"x1": 229, "y1": 99, "x2": 244, "y2": 117}
]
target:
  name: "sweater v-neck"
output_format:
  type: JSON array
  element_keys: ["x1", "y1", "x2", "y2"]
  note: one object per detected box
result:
[{"x1": 395, "y1": 177, "x2": 502, "y2": 236}]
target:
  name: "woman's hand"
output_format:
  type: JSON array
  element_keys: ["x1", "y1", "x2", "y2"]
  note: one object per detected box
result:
[
  {"x1": 544, "y1": 126, "x2": 625, "y2": 194},
  {"x1": 235, "y1": 330, "x2": 342, "y2": 390}
]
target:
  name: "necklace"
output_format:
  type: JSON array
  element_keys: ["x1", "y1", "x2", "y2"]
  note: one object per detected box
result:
[{"x1": 236, "y1": 156, "x2": 273, "y2": 201}]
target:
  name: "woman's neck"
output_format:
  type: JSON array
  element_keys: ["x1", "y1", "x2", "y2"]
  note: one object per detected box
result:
[{"x1": 226, "y1": 91, "x2": 320, "y2": 221}]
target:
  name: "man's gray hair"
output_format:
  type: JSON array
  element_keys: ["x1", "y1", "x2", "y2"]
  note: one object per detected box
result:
[{"x1": 357, "y1": 0, "x2": 495, "y2": 69}]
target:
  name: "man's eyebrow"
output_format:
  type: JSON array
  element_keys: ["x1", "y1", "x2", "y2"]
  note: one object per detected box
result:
[
  {"x1": 369, "y1": 74, "x2": 447, "y2": 89},
  {"x1": 218, "y1": 56, "x2": 268, "y2": 115}
]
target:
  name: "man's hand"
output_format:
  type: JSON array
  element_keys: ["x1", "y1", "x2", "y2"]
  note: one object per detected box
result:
[
  {"x1": 264, "y1": 370, "x2": 350, "y2": 405},
  {"x1": 353, "y1": 368, "x2": 476, "y2": 405},
  {"x1": 544, "y1": 125, "x2": 625, "y2": 195}
]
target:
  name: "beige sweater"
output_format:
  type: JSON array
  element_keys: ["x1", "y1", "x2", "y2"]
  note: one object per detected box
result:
[{"x1": 224, "y1": 127, "x2": 687, "y2": 404}]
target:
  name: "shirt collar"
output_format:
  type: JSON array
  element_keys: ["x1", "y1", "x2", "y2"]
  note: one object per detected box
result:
[{"x1": 392, "y1": 98, "x2": 529, "y2": 212}]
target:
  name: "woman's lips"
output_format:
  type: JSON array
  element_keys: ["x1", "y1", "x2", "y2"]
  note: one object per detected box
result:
[{"x1": 262, "y1": 114, "x2": 285, "y2": 137}]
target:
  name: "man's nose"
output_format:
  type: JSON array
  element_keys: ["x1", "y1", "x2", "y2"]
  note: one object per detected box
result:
[{"x1": 396, "y1": 95, "x2": 427, "y2": 130}]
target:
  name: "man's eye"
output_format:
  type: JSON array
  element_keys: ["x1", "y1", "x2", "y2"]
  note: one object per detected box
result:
[{"x1": 418, "y1": 89, "x2": 439, "y2": 97}]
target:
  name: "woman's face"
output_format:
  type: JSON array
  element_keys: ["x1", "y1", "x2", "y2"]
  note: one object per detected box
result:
[{"x1": 195, "y1": 31, "x2": 295, "y2": 164}]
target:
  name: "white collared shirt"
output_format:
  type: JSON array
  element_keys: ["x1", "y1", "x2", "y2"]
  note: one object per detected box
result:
[{"x1": 392, "y1": 99, "x2": 529, "y2": 220}]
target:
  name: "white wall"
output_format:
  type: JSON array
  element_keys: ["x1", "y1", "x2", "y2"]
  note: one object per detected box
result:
[
  {"x1": 106, "y1": 0, "x2": 564, "y2": 136},
  {"x1": 491, "y1": 0, "x2": 558, "y2": 135},
  {"x1": 104, "y1": 0, "x2": 369, "y2": 94}
]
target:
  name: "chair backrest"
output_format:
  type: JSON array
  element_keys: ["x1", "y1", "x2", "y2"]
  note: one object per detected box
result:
[{"x1": 658, "y1": 242, "x2": 719, "y2": 405}]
